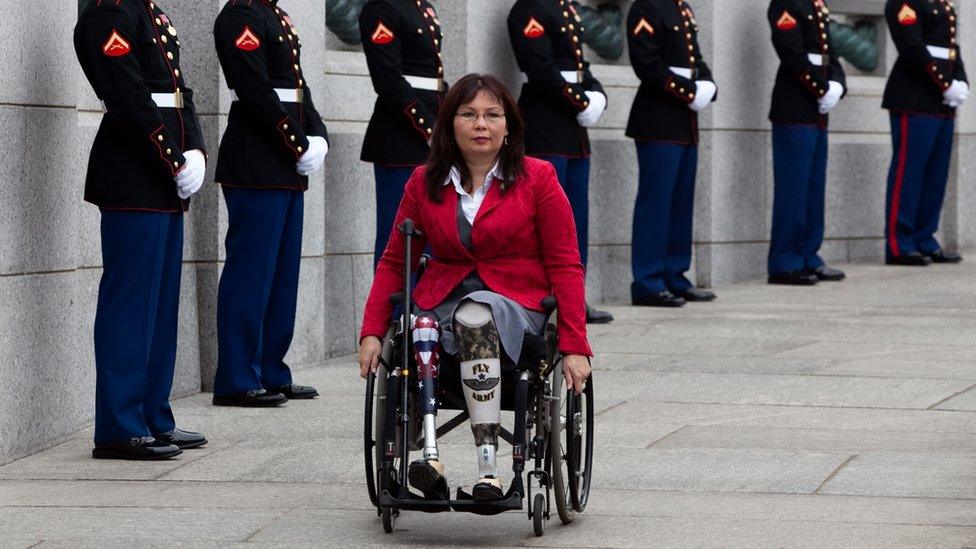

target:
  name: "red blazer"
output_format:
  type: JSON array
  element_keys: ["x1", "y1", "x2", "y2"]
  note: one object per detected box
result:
[{"x1": 360, "y1": 156, "x2": 592, "y2": 357}]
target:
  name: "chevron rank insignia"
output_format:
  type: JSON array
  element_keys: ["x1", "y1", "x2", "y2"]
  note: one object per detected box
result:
[
  {"x1": 234, "y1": 26, "x2": 261, "y2": 51},
  {"x1": 633, "y1": 17, "x2": 655, "y2": 37},
  {"x1": 523, "y1": 17, "x2": 545, "y2": 39},
  {"x1": 776, "y1": 11, "x2": 797, "y2": 31},
  {"x1": 371, "y1": 21, "x2": 395, "y2": 44},
  {"x1": 102, "y1": 30, "x2": 131, "y2": 57},
  {"x1": 897, "y1": 3, "x2": 917, "y2": 25}
]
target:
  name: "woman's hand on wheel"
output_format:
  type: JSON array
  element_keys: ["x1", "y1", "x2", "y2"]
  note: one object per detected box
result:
[
  {"x1": 562, "y1": 354, "x2": 591, "y2": 395},
  {"x1": 359, "y1": 336, "x2": 383, "y2": 378}
]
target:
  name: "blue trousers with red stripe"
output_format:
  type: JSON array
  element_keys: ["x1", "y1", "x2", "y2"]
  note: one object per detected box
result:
[
  {"x1": 214, "y1": 187, "x2": 303, "y2": 397},
  {"x1": 93, "y1": 210, "x2": 182, "y2": 443},
  {"x1": 768, "y1": 123, "x2": 829, "y2": 276},
  {"x1": 373, "y1": 165, "x2": 417, "y2": 268},
  {"x1": 885, "y1": 113, "x2": 954, "y2": 260},
  {"x1": 631, "y1": 141, "x2": 698, "y2": 298},
  {"x1": 537, "y1": 155, "x2": 590, "y2": 267}
]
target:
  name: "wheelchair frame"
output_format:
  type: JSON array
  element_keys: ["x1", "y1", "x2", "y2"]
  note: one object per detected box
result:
[{"x1": 363, "y1": 219, "x2": 594, "y2": 536}]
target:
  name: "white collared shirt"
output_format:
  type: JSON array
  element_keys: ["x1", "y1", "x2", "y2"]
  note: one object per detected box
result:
[{"x1": 444, "y1": 162, "x2": 504, "y2": 226}]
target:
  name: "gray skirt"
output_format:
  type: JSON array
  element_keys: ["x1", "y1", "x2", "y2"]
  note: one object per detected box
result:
[{"x1": 419, "y1": 290, "x2": 547, "y2": 367}]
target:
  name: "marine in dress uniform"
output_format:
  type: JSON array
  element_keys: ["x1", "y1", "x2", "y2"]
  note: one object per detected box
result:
[
  {"x1": 626, "y1": 0, "x2": 718, "y2": 308},
  {"x1": 359, "y1": 0, "x2": 448, "y2": 268},
  {"x1": 507, "y1": 0, "x2": 613, "y2": 324},
  {"x1": 883, "y1": 0, "x2": 967, "y2": 266},
  {"x1": 767, "y1": 0, "x2": 849, "y2": 285},
  {"x1": 212, "y1": 0, "x2": 330, "y2": 407},
  {"x1": 75, "y1": 0, "x2": 208, "y2": 459}
]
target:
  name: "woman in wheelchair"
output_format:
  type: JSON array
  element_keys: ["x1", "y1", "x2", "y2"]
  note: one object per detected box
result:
[{"x1": 359, "y1": 74, "x2": 592, "y2": 503}]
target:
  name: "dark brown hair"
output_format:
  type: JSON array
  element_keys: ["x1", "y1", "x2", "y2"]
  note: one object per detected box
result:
[{"x1": 425, "y1": 73, "x2": 526, "y2": 202}]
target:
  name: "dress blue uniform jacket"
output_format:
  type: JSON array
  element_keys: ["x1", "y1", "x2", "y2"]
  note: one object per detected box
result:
[
  {"x1": 74, "y1": 0, "x2": 206, "y2": 212},
  {"x1": 626, "y1": 0, "x2": 715, "y2": 144},
  {"x1": 359, "y1": 0, "x2": 447, "y2": 166},
  {"x1": 768, "y1": 0, "x2": 847, "y2": 126},
  {"x1": 508, "y1": 0, "x2": 606, "y2": 157},
  {"x1": 214, "y1": 0, "x2": 329, "y2": 191},
  {"x1": 882, "y1": 0, "x2": 967, "y2": 116}
]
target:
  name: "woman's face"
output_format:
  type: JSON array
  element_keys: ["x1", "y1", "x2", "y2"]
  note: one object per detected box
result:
[{"x1": 453, "y1": 90, "x2": 508, "y2": 162}]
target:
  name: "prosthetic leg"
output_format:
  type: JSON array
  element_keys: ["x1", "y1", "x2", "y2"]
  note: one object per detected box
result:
[
  {"x1": 453, "y1": 301, "x2": 504, "y2": 501},
  {"x1": 407, "y1": 315, "x2": 450, "y2": 500}
]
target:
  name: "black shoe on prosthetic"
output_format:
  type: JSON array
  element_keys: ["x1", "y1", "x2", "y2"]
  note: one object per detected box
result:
[
  {"x1": 472, "y1": 476, "x2": 504, "y2": 502},
  {"x1": 408, "y1": 459, "x2": 449, "y2": 500}
]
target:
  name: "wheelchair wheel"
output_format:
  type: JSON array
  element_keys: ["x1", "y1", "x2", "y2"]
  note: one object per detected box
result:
[
  {"x1": 382, "y1": 506, "x2": 397, "y2": 533},
  {"x1": 364, "y1": 371, "x2": 381, "y2": 509},
  {"x1": 532, "y1": 492, "x2": 546, "y2": 537},
  {"x1": 566, "y1": 378, "x2": 594, "y2": 512},
  {"x1": 549, "y1": 367, "x2": 575, "y2": 524},
  {"x1": 365, "y1": 333, "x2": 395, "y2": 511}
]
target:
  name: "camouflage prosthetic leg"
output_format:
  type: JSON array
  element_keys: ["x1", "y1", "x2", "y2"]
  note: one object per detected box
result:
[
  {"x1": 407, "y1": 315, "x2": 449, "y2": 499},
  {"x1": 453, "y1": 301, "x2": 504, "y2": 501}
]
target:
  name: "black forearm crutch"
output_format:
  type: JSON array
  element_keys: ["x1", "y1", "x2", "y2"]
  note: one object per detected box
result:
[{"x1": 397, "y1": 219, "x2": 420, "y2": 489}]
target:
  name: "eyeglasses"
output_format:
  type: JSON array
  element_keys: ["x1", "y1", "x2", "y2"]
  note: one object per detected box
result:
[{"x1": 455, "y1": 111, "x2": 506, "y2": 124}]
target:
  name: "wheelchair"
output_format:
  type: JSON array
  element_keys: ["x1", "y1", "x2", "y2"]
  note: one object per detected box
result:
[{"x1": 363, "y1": 220, "x2": 595, "y2": 536}]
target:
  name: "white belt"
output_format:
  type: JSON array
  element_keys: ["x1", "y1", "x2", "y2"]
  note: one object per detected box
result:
[
  {"x1": 669, "y1": 66, "x2": 693, "y2": 79},
  {"x1": 152, "y1": 91, "x2": 184, "y2": 108},
  {"x1": 926, "y1": 45, "x2": 953, "y2": 60},
  {"x1": 807, "y1": 53, "x2": 826, "y2": 66},
  {"x1": 403, "y1": 75, "x2": 444, "y2": 91},
  {"x1": 101, "y1": 91, "x2": 184, "y2": 112},
  {"x1": 231, "y1": 88, "x2": 304, "y2": 103},
  {"x1": 520, "y1": 70, "x2": 584, "y2": 84}
]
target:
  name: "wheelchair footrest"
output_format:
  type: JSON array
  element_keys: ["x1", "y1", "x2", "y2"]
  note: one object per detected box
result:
[
  {"x1": 452, "y1": 486, "x2": 523, "y2": 515},
  {"x1": 379, "y1": 491, "x2": 452, "y2": 513},
  {"x1": 378, "y1": 486, "x2": 523, "y2": 516}
]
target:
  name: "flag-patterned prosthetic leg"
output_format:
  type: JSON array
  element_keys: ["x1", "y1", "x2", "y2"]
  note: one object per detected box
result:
[
  {"x1": 453, "y1": 301, "x2": 504, "y2": 501},
  {"x1": 407, "y1": 315, "x2": 449, "y2": 499}
]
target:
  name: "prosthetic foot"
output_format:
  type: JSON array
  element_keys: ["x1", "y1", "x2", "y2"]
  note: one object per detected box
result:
[
  {"x1": 454, "y1": 301, "x2": 505, "y2": 502},
  {"x1": 408, "y1": 458, "x2": 450, "y2": 500},
  {"x1": 408, "y1": 315, "x2": 449, "y2": 500},
  {"x1": 472, "y1": 476, "x2": 504, "y2": 501}
]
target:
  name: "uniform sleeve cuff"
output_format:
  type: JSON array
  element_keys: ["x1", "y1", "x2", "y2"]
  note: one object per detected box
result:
[
  {"x1": 149, "y1": 125, "x2": 186, "y2": 176},
  {"x1": 276, "y1": 117, "x2": 309, "y2": 159},
  {"x1": 403, "y1": 102, "x2": 434, "y2": 141}
]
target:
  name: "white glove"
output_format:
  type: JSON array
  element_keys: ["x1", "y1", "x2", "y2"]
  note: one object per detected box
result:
[
  {"x1": 296, "y1": 136, "x2": 329, "y2": 176},
  {"x1": 175, "y1": 149, "x2": 206, "y2": 199},
  {"x1": 943, "y1": 79, "x2": 969, "y2": 107},
  {"x1": 817, "y1": 80, "x2": 844, "y2": 114},
  {"x1": 576, "y1": 91, "x2": 607, "y2": 127},
  {"x1": 688, "y1": 80, "x2": 717, "y2": 112}
]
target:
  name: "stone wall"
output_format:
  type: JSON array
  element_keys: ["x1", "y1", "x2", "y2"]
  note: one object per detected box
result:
[{"x1": 2, "y1": 0, "x2": 974, "y2": 464}]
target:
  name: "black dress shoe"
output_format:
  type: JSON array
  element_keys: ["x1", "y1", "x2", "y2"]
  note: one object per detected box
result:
[
  {"x1": 268, "y1": 383, "x2": 319, "y2": 400},
  {"x1": 585, "y1": 304, "x2": 614, "y2": 324},
  {"x1": 674, "y1": 287, "x2": 716, "y2": 302},
  {"x1": 886, "y1": 252, "x2": 931, "y2": 266},
  {"x1": 768, "y1": 270, "x2": 819, "y2": 285},
  {"x1": 926, "y1": 250, "x2": 963, "y2": 263},
  {"x1": 92, "y1": 436, "x2": 182, "y2": 460},
  {"x1": 153, "y1": 428, "x2": 208, "y2": 449},
  {"x1": 632, "y1": 291, "x2": 686, "y2": 308},
  {"x1": 813, "y1": 266, "x2": 846, "y2": 281},
  {"x1": 212, "y1": 389, "x2": 287, "y2": 407}
]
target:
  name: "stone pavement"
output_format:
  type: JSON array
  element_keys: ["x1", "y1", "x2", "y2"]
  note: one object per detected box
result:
[{"x1": 1, "y1": 259, "x2": 975, "y2": 548}]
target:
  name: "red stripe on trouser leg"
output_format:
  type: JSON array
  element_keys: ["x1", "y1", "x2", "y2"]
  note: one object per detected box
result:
[{"x1": 888, "y1": 114, "x2": 910, "y2": 258}]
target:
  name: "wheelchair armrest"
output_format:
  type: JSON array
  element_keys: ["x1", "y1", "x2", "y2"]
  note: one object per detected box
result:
[
  {"x1": 389, "y1": 292, "x2": 405, "y2": 306},
  {"x1": 540, "y1": 296, "x2": 557, "y2": 314},
  {"x1": 388, "y1": 255, "x2": 430, "y2": 307}
]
